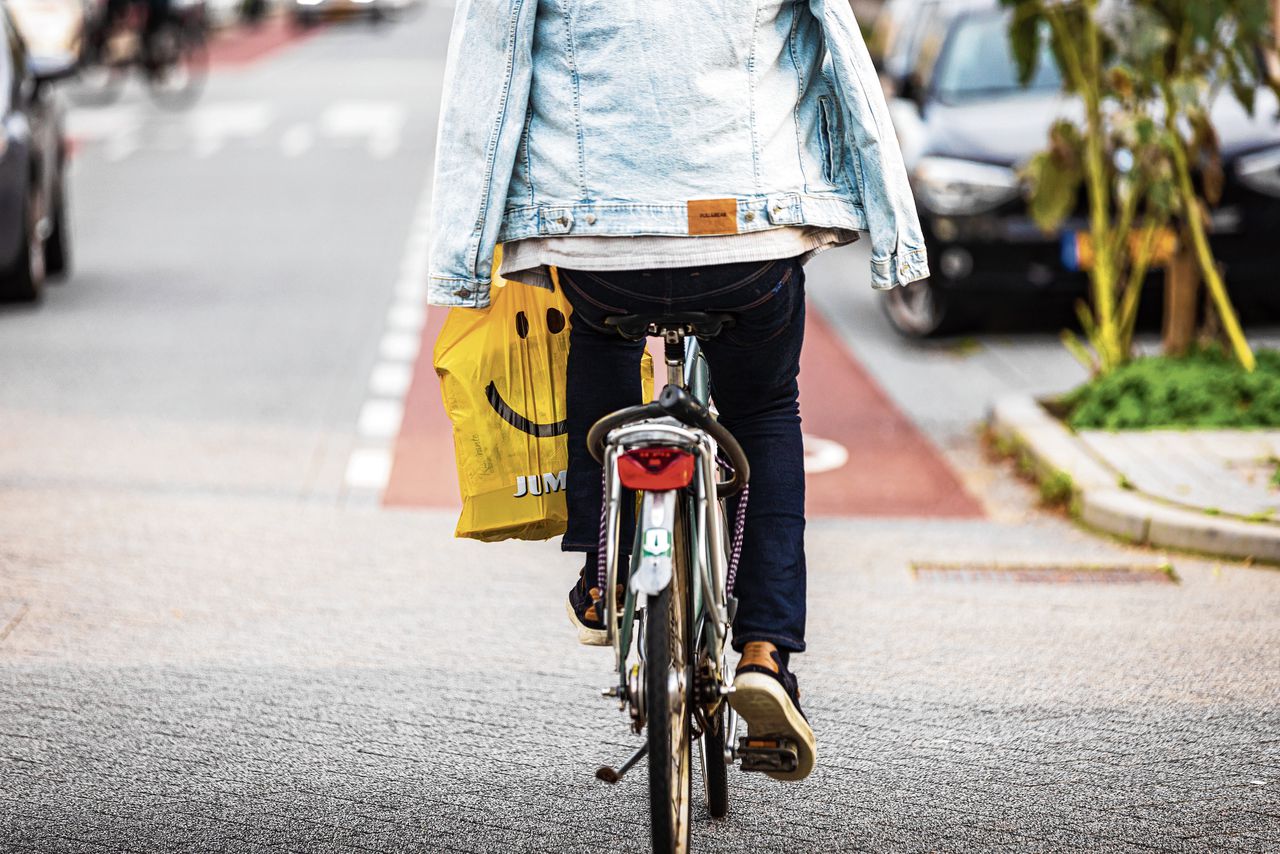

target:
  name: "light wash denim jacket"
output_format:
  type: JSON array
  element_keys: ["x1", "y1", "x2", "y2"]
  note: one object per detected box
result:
[{"x1": 427, "y1": 0, "x2": 930, "y2": 308}]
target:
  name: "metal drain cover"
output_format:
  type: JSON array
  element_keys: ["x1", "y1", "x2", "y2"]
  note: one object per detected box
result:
[{"x1": 912, "y1": 562, "x2": 1177, "y2": 585}]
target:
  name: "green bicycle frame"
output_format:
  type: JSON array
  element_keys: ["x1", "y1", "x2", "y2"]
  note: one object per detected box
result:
[{"x1": 605, "y1": 337, "x2": 732, "y2": 704}]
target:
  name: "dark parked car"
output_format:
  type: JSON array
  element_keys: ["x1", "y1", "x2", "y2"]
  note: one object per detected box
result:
[
  {"x1": 290, "y1": 0, "x2": 414, "y2": 28},
  {"x1": 0, "y1": 0, "x2": 72, "y2": 302},
  {"x1": 872, "y1": 0, "x2": 1280, "y2": 336}
]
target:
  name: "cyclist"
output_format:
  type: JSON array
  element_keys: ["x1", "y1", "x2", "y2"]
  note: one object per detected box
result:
[
  {"x1": 427, "y1": 1, "x2": 928, "y2": 781},
  {"x1": 95, "y1": 0, "x2": 175, "y2": 71}
]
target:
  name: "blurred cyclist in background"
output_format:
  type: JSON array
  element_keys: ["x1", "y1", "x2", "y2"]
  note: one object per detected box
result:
[
  {"x1": 427, "y1": 0, "x2": 929, "y2": 780},
  {"x1": 95, "y1": 0, "x2": 173, "y2": 70}
]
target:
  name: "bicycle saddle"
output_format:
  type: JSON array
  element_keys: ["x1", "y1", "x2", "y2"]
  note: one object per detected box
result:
[{"x1": 603, "y1": 312, "x2": 736, "y2": 341}]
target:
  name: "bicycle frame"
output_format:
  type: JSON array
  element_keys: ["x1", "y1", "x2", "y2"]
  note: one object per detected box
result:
[{"x1": 599, "y1": 337, "x2": 733, "y2": 722}]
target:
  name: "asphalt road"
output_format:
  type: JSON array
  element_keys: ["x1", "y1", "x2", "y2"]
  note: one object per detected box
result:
[{"x1": 0, "y1": 7, "x2": 1278, "y2": 852}]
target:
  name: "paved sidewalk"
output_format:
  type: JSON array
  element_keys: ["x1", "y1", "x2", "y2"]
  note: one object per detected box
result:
[
  {"x1": 1080, "y1": 431, "x2": 1280, "y2": 520},
  {"x1": 991, "y1": 398, "x2": 1280, "y2": 562}
]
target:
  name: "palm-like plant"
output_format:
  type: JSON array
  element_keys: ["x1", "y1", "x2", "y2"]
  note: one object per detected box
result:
[{"x1": 1002, "y1": 0, "x2": 1279, "y2": 374}]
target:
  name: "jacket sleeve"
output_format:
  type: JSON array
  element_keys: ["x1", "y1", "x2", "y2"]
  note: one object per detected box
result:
[
  {"x1": 811, "y1": 0, "x2": 930, "y2": 289},
  {"x1": 426, "y1": 0, "x2": 537, "y2": 309}
]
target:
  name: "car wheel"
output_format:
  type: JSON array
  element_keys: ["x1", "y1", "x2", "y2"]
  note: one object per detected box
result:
[
  {"x1": 0, "y1": 186, "x2": 47, "y2": 302},
  {"x1": 44, "y1": 166, "x2": 71, "y2": 279},
  {"x1": 881, "y1": 278, "x2": 971, "y2": 338}
]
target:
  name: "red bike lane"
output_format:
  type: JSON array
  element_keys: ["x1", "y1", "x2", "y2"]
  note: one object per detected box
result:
[
  {"x1": 207, "y1": 18, "x2": 325, "y2": 68},
  {"x1": 384, "y1": 301, "x2": 982, "y2": 519}
]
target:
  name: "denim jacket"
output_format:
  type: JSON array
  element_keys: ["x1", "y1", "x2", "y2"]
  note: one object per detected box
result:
[{"x1": 427, "y1": 0, "x2": 930, "y2": 308}]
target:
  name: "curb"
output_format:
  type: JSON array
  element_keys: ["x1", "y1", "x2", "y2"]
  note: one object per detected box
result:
[{"x1": 988, "y1": 395, "x2": 1280, "y2": 563}]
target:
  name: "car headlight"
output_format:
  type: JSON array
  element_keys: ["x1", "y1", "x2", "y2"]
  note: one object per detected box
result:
[
  {"x1": 1237, "y1": 146, "x2": 1280, "y2": 198},
  {"x1": 912, "y1": 156, "x2": 1020, "y2": 216}
]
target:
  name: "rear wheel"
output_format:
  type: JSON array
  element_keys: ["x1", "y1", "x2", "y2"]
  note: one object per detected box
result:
[
  {"x1": 0, "y1": 186, "x2": 47, "y2": 302},
  {"x1": 72, "y1": 58, "x2": 127, "y2": 107},
  {"x1": 145, "y1": 19, "x2": 209, "y2": 110},
  {"x1": 700, "y1": 703, "x2": 729, "y2": 819},
  {"x1": 881, "y1": 278, "x2": 972, "y2": 338},
  {"x1": 646, "y1": 579, "x2": 691, "y2": 853}
]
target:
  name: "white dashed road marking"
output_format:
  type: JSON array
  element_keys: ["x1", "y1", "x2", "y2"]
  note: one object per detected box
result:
[
  {"x1": 280, "y1": 123, "x2": 314, "y2": 157},
  {"x1": 343, "y1": 178, "x2": 433, "y2": 499},
  {"x1": 344, "y1": 447, "x2": 394, "y2": 491},
  {"x1": 66, "y1": 104, "x2": 143, "y2": 145},
  {"x1": 369, "y1": 362, "x2": 413, "y2": 397},
  {"x1": 386, "y1": 302, "x2": 426, "y2": 331},
  {"x1": 67, "y1": 100, "x2": 408, "y2": 160},
  {"x1": 320, "y1": 102, "x2": 406, "y2": 159},
  {"x1": 189, "y1": 101, "x2": 273, "y2": 157},
  {"x1": 357, "y1": 399, "x2": 406, "y2": 440},
  {"x1": 379, "y1": 330, "x2": 421, "y2": 362}
]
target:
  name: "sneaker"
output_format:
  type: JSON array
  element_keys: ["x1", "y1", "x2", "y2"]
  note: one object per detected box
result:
[
  {"x1": 728, "y1": 641, "x2": 816, "y2": 781},
  {"x1": 565, "y1": 568, "x2": 613, "y2": 647}
]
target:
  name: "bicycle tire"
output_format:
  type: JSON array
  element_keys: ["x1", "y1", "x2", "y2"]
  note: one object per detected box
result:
[
  {"x1": 700, "y1": 704, "x2": 729, "y2": 819},
  {"x1": 646, "y1": 580, "x2": 691, "y2": 853},
  {"x1": 71, "y1": 61, "x2": 127, "y2": 107},
  {"x1": 145, "y1": 20, "x2": 209, "y2": 110}
]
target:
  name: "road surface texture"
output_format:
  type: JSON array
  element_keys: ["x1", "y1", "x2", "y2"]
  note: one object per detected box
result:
[{"x1": 1, "y1": 6, "x2": 1278, "y2": 852}]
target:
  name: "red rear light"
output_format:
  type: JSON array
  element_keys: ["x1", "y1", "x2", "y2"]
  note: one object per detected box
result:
[{"x1": 616, "y1": 447, "x2": 696, "y2": 490}]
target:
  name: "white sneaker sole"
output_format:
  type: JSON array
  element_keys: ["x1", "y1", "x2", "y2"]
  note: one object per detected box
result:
[
  {"x1": 728, "y1": 671, "x2": 816, "y2": 781},
  {"x1": 565, "y1": 598, "x2": 609, "y2": 647}
]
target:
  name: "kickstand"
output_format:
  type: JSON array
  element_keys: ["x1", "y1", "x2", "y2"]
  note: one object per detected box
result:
[{"x1": 596, "y1": 743, "x2": 648, "y2": 784}]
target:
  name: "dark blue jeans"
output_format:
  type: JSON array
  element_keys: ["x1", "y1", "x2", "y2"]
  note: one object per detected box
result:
[{"x1": 559, "y1": 258, "x2": 807, "y2": 654}]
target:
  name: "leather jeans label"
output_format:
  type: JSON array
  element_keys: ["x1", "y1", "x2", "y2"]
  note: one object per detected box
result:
[{"x1": 687, "y1": 198, "x2": 740, "y2": 235}]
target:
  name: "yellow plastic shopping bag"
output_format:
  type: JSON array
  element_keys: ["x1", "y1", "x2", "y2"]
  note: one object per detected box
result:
[{"x1": 434, "y1": 252, "x2": 572, "y2": 541}]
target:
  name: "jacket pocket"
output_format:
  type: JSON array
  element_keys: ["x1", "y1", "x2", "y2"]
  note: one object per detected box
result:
[{"x1": 817, "y1": 95, "x2": 842, "y2": 185}]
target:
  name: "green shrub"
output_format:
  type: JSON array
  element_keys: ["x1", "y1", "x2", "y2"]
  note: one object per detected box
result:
[
  {"x1": 1039, "y1": 470, "x2": 1075, "y2": 507},
  {"x1": 1063, "y1": 347, "x2": 1280, "y2": 430}
]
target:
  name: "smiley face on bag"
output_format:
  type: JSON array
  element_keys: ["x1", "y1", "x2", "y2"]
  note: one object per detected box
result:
[{"x1": 484, "y1": 288, "x2": 571, "y2": 439}]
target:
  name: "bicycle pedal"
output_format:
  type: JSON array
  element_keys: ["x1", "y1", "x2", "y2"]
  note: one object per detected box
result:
[{"x1": 736, "y1": 736, "x2": 798, "y2": 774}]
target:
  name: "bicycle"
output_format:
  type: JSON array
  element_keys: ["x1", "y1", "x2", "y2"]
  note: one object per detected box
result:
[
  {"x1": 588, "y1": 312, "x2": 800, "y2": 854},
  {"x1": 75, "y1": 0, "x2": 209, "y2": 109}
]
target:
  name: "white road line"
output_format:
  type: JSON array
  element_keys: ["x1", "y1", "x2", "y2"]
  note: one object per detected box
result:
[
  {"x1": 395, "y1": 277, "x2": 427, "y2": 300},
  {"x1": 357, "y1": 399, "x2": 406, "y2": 439},
  {"x1": 369, "y1": 362, "x2": 413, "y2": 398},
  {"x1": 344, "y1": 448, "x2": 393, "y2": 490},
  {"x1": 321, "y1": 102, "x2": 406, "y2": 159},
  {"x1": 67, "y1": 101, "x2": 414, "y2": 160},
  {"x1": 105, "y1": 133, "x2": 139, "y2": 163},
  {"x1": 379, "y1": 330, "x2": 421, "y2": 362},
  {"x1": 386, "y1": 302, "x2": 426, "y2": 332},
  {"x1": 69, "y1": 106, "x2": 145, "y2": 162},
  {"x1": 280, "y1": 123, "x2": 314, "y2": 158},
  {"x1": 343, "y1": 174, "x2": 435, "y2": 500},
  {"x1": 189, "y1": 102, "x2": 273, "y2": 158},
  {"x1": 399, "y1": 263, "x2": 428, "y2": 286}
]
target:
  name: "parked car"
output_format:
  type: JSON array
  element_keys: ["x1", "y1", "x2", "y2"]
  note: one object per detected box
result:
[
  {"x1": 290, "y1": 0, "x2": 413, "y2": 28},
  {"x1": 868, "y1": 0, "x2": 927, "y2": 99},
  {"x1": 874, "y1": 0, "x2": 1280, "y2": 336},
  {"x1": 0, "y1": 0, "x2": 73, "y2": 301}
]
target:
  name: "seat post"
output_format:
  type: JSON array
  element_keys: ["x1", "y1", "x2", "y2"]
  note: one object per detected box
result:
[{"x1": 662, "y1": 328, "x2": 687, "y2": 390}]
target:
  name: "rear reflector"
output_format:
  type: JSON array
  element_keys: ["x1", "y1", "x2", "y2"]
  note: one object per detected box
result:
[{"x1": 617, "y1": 447, "x2": 696, "y2": 490}]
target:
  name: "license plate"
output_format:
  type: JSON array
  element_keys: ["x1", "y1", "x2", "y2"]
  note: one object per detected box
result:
[{"x1": 1062, "y1": 227, "x2": 1178, "y2": 272}]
